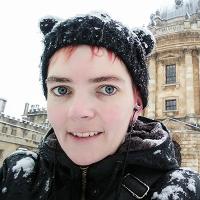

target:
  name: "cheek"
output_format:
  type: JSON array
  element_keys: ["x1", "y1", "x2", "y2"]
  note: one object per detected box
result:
[
  {"x1": 47, "y1": 103, "x2": 66, "y2": 128},
  {"x1": 101, "y1": 102, "x2": 132, "y2": 127}
]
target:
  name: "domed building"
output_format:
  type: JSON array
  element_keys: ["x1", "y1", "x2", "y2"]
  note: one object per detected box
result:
[{"x1": 146, "y1": 0, "x2": 200, "y2": 172}]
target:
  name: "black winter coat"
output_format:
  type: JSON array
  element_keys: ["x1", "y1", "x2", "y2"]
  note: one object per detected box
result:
[{"x1": 0, "y1": 117, "x2": 200, "y2": 200}]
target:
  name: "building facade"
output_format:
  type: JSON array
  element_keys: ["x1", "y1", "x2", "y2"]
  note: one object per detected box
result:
[
  {"x1": 0, "y1": 99, "x2": 48, "y2": 165},
  {"x1": 146, "y1": 0, "x2": 200, "y2": 172}
]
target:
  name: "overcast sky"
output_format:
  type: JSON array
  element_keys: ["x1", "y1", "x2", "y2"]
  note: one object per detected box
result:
[{"x1": 0, "y1": 0, "x2": 174, "y2": 118}]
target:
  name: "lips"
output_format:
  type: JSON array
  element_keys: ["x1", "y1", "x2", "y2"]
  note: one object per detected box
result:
[{"x1": 68, "y1": 131, "x2": 103, "y2": 138}]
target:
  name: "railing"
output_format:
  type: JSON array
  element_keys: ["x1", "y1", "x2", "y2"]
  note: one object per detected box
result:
[{"x1": 162, "y1": 117, "x2": 200, "y2": 132}]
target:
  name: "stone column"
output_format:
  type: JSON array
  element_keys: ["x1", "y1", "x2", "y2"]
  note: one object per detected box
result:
[
  {"x1": 198, "y1": 49, "x2": 200, "y2": 90},
  {"x1": 197, "y1": 49, "x2": 200, "y2": 116},
  {"x1": 184, "y1": 48, "x2": 195, "y2": 115},
  {"x1": 146, "y1": 55, "x2": 156, "y2": 119},
  {"x1": 198, "y1": 150, "x2": 200, "y2": 173}
]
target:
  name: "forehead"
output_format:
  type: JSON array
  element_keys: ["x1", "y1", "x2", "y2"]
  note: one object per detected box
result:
[
  {"x1": 49, "y1": 45, "x2": 117, "y2": 66},
  {"x1": 48, "y1": 45, "x2": 132, "y2": 83}
]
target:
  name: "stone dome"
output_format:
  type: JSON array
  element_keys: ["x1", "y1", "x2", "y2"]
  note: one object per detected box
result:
[
  {"x1": 150, "y1": 0, "x2": 200, "y2": 25},
  {"x1": 160, "y1": 0, "x2": 200, "y2": 20}
]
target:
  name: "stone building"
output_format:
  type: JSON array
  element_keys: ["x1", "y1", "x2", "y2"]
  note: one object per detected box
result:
[
  {"x1": 0, "y1": 98, "x2": 49, "y2": 165},
  {"x1": 146, "y1": 0, "x2": 200, "y2": 171}
]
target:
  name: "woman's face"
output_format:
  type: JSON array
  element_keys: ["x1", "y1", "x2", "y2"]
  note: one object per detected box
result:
[{"x1": 46, "y1": 45, "x2": 139, "y2": 166}]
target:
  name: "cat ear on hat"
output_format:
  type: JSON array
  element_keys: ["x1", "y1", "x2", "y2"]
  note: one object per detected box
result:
[
  {"x1": 132, "y1": 27, "x2": 155, "y2": 57},
  {"x1": 39, "y1": 17, "x2": 59, "y2": 36}
]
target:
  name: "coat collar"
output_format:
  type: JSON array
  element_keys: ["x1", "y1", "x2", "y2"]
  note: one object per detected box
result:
[{"x1": 39, "y1": 116, "x2": 179, "y2": 179}]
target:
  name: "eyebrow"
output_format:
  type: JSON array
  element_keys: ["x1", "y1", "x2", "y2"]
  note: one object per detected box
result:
[
  {"x1": 46, "y1": 77, "x2": 72, "y2": 83},
  {"x1": 46, "y1": 76, "x2": 125, "y2": 84}
]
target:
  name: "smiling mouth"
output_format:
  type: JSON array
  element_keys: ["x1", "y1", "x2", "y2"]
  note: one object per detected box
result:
[{"x1": 68, "y1": 131, "x2": 103, "y2": 138}]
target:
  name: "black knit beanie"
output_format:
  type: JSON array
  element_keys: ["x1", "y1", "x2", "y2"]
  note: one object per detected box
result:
[{"x1": 39, "y1": 11, "x2": 155, "y2": 108}]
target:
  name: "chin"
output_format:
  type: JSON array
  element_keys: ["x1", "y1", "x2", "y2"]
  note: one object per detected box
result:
[
  {"x1": 70, "y1": 155, "x2": 104, "y2": 166},
  {"x1": 73, "y1": 157, "x2": 99, "y2": 166}
]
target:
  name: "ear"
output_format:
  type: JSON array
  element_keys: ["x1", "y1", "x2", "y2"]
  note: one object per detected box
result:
[
  {"x1": 131, "y1": 88, "x2": 143, "y2": 122},
  {"x1": 133, "y1": 87, "x2": 143, "y2": 110},
  {"x1": 132, "y1": 27, "x2": 155, "y2": 56},
  {"x1": 135, "y1": 96, "x2": 143, "y2": 113},
  {"x1": 39, "y1": 17, "x2": 59, "y2": 36}
]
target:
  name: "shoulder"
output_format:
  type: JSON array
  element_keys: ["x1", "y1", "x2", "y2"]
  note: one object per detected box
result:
[
  {"x1": 2, "y1": 148, "x2": 38, "y2": 178},
  {"x1": 0, "y1": 148, "x2": 38, "y2": 185},
  {"x1": 0, "y1": 148, "x2": 39, "y2": 195},
  {"x1": 5, "y1": 147, "x2": 38, "y2": 161},
  {"x1": 151, "y1": 168, "x2": 200, "y2": 200}
]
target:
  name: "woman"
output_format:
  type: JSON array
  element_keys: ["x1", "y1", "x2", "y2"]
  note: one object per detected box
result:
[{"x1": 0, "y1": 11, "x2": 200, "y2": 200}]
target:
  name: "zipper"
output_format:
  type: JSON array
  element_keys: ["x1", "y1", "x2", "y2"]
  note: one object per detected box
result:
[{"x1": 80, "y1": 166, "x2": 88, "y2": 200}]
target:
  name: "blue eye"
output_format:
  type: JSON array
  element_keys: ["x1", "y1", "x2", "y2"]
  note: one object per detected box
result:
[
  {"x1": 99, "y1": 85, "x2": 117, "y2": 95},
  {"x1": 51, "y1": 86, "x2": 71, "y2": 96}
]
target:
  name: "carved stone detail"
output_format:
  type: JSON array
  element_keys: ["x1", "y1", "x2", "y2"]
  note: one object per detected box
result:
[
  {"x1": 175, "y1": 0, "x2": 183, "y2": 8},
  {"x1": 183, "y1": 48, "x2": 193, "y2": 55},
  {"x1": 157, "y1": 52, "x2": 182, "y2": 65}
]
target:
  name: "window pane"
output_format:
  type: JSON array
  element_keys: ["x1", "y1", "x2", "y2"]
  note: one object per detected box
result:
[
  {"x1": 166, "y1": 64, "x2": 176, "y2": 84},
  {"x1": 2, "y1": 126, "x2": 7, "y2": 133},
  {"x1": 11, "y1": 129, "x2": 17, "y2": 136},
  {"x1": 32, "y1": 134, "x2": 36, "y2": 141},
  {"x1": 165, "y1": 99, "x2": 177, "y2": 111},
  {"x1": 0, "y1": 149, "x2": 3, "y2": 159}
]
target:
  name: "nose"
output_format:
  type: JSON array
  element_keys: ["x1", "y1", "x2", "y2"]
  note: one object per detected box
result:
[{"x1": 67, "y1": 94, "x2": 96, "y2": 120}]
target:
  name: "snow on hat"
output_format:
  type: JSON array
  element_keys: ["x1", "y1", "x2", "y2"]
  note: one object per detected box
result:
[{"x1": 39, "y1": 11, "x2": 155, "y2": 108}]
